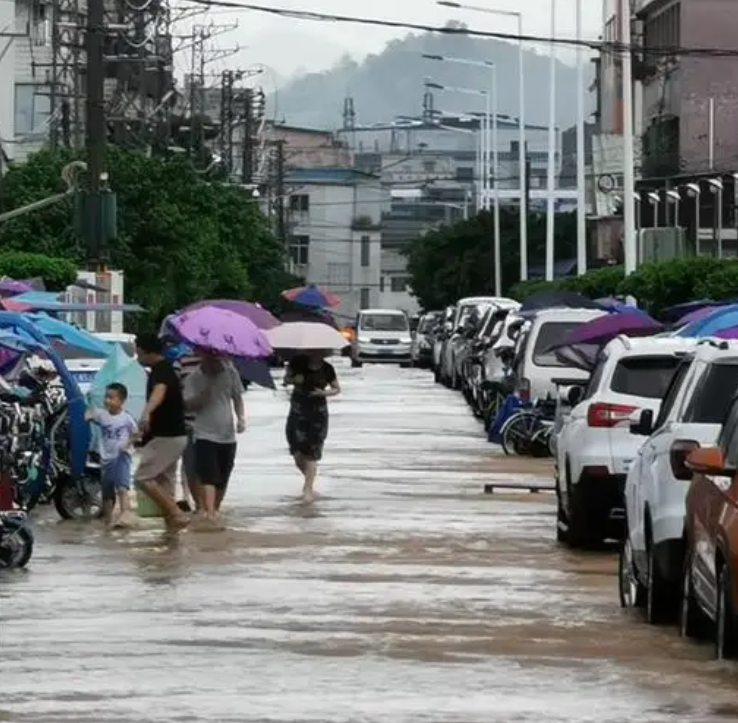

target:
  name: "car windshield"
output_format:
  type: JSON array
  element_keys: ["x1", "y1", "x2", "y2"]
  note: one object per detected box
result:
[
  {"x1": 610, "y1": 356, "x2": 682, "y2": 399},
  {"x1": 532, "y1": 322, "x2": 582, "y2": 367},
  {"x1": 685, "y1": 362, "x2": 738, "y2": 423},
  {"x1": 418, "y1": 316, "x2": 439, "y2": 334},
  {"x1": 360, "y1": 314, "x2": 409, "y2": 332}
]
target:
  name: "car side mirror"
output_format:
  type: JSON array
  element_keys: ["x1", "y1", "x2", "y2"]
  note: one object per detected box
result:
[
  {"x1": 567, "y1": 385, "x2": 584, "y2": 407},
  {"x1": 630, "y1": 409, "x2": 654, "y2": 437},
  {"x1": 686, "y1": 446, "x2": 732, "y2": 476}
]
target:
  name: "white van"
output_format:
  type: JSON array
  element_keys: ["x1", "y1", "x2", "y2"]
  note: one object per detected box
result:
[
  {"x1": 351, "y1": 309, "x2": 413, "y2": 368},
  {"x1": 513, "y1": 308, "x2": 608, "y2": 401}
]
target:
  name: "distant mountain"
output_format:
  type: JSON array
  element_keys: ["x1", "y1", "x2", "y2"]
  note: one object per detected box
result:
[{"x1": 269, "y1": 23, "x2": 593, "y2": 132}]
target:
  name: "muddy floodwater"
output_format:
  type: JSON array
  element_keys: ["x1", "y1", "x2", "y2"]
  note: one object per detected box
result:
[{"x1": 3, "y1": 362, "x2": 738, "y2": 722}]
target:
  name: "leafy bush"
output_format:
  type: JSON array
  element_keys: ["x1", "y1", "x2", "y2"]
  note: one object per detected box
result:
[{"x1": 0, "y1": 251, "x2": 77, "y2": 289}]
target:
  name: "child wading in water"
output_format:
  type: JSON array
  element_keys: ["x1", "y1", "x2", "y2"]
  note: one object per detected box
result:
[{"x1": 86, "y1": 382, "x2": 138, "y2": 528}]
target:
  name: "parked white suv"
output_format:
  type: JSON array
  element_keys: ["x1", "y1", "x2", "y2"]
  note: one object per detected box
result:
[
  {"x1": 555, "y1": 335, "x2": 698, "y2": 548},
  {"x1": 620, "y1": 339, "x2": 738, "y2": 623}
]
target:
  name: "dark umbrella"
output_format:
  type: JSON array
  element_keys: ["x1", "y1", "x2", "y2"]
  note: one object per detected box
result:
[
  {"x1": 663, "y1": 299, "x2": 723, "y2": 323},
  {"x1": 281, "y1": 308, "x2": 340, "y2": 330},
  {"x1": 519, "y1": 290, "x2": 603, "y2": 316},
  {"x1": 232, "y1": 357, "x2": 276, "y2": 390},
  {"x1": 549, "y1": 312, "x2": 662, "y2": 350},
  {"x1": 183, "y1": 299, "x2": 280, "y2": 329}
]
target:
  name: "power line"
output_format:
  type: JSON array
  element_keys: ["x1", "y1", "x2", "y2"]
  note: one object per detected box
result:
[{"x1": 179, "y1": 0, "x2": 738, "y2": 58}]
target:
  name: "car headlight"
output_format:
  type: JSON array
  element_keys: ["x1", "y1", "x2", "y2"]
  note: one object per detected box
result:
[
  {"x1": 357, "y1": 336, "x2": 370, "y2": 343},
  {"x1": 400, "y1": 337, "x2": 412, "y2": 344}
]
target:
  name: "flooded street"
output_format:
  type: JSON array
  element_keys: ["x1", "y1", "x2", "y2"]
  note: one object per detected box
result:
[{"x1": 3, "y1": 361, "x2": 738, "y2": 722}]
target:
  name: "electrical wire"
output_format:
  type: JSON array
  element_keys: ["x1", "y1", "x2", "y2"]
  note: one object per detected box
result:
[{"x1": 178, "y1": 0, "x2": 738, "y2": 58}]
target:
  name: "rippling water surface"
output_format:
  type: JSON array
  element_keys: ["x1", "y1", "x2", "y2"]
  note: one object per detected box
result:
[{"x1": 3, "y1": 363, "x2": 738, "y2": 722}]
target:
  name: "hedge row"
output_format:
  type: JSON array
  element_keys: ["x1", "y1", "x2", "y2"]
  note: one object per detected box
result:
[{"x1": 508, "y1": 258, "x2": 738, "y2": 318}]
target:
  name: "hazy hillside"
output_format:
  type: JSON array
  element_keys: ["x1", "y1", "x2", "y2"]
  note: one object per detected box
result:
[{"x1": 270, "y1": 24, "x2": 593, "y2": 131}]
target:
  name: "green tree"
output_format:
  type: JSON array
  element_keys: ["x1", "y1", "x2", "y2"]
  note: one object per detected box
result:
[
  {"x1": 405, "y1": 209, "x2": 577, "y2": 309},
  {"x1": 0, "y1": 251, "x2": 77, "y2": 289},
  {"x1": 0, "y1": 147, "x2": 296, "y2": 329}
]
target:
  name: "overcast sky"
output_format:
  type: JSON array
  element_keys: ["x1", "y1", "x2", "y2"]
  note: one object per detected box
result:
[{"x1": 177, "y1": 0, "x2": 605, "y2": 82}]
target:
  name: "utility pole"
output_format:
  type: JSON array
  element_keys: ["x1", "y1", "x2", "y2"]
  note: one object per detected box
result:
[
  {"x1": 241, "y1": 88, "x2": 253, "y2": 184},
  {"x1": 274, "y1": 140, "x2": 286, "y2": 246},
  {"x1": 220, "y1": 70, "x2": 235, "y2": 177},
  {"x1": 84, "y1": 0, "x2": 107, "y2": 269}
]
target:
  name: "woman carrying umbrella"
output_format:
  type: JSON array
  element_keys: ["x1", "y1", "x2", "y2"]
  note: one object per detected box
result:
[{"x1": 284, "y1": 351, "x2": 341, "y2": 503}]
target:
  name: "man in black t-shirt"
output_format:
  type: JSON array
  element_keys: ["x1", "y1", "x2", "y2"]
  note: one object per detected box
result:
[{"x1": 134, "y1": 333, "x2": 189, "y2": 530}]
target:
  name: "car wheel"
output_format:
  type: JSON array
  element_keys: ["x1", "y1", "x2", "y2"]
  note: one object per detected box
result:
[
  {"x1": 715, "y1": 564, "x2": 737, "y2": 660},
  {"x1": 646, "y1": 540, "x2": 672, "y2": 624},
  {"x1": 556, "y1": 487, "x2": 569, "y2": 544},
  {"x1": 619, "y1": 537, "x2": 646, "y2": 609},
  {"x1": 566, "y1": 483, "x2": 598, "y2": 549},
  {"x1": 351, "y1": 359, "x2": 362, "y2": 368},
  {"x1": 679, "y1": 542, "x2": 705, "y2": 639}
]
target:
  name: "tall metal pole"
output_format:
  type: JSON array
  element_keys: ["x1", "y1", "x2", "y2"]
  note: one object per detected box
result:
[
  {"x1": 621, "y1": 0, "x2": 637, "y2": 275},
  {"x1": 518, "y1": 14, "x2": 528, "y2": 281},
  {"x1": 475, "y1": 122, "x2": 482, "y2": 211},
  {"x1": 492, "y1": 66, "x2": 501, "y2": 296},
  {"x1": 545, "y1": 0, "x2": 556, "y2": 281},
  {"x1": 85, "y1": 0, "x2": 106, "y2": 268},
  {"x1": 575, "y1": 0, "x2": 587, "y2": 275},
  {"x1": 483, "y1": 95, "x2": 490, "y2": 212}
]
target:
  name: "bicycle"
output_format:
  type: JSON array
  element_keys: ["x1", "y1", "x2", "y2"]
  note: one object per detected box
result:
[{"x1": 500, "y1": 397, "x2": 557, "y2": 457}]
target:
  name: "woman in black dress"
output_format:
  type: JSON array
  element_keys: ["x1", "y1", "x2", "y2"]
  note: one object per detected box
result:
[{"x1": 284, "y1": 352, "x2": 340, "y2": 503}]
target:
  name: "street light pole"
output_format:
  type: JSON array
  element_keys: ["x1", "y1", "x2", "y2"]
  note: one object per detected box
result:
[
  {"x1": 545, "y1": 0, "x2": 556, "y2": 281},
  {"x1": 492, "y1": 64, "x2": 501, "y2": 296},
  {"x1": 575, "y1": 0, "x2": 587, "y2": 275},
  {"x1": 621, "y1": 0, "x2": 637, "y2": 275},
  {"x1": 436, "y1": 1, "x2": 528, "y2": 281}
]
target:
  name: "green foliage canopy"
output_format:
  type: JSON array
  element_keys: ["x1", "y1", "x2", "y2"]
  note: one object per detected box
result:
[
  {"x1": 0, "y1": 251, "x2": 77, "y2": 289},
  {"x1": 405, "y1": 209, "x2": 578, "y2": 310},
  {"x1": 0, "y1": 147, "x2": 295, "y2": 329}
]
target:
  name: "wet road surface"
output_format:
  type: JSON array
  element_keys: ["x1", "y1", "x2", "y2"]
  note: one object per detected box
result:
[{"x1": 3, "y1": 362, "x2": 738, "y2": 722}]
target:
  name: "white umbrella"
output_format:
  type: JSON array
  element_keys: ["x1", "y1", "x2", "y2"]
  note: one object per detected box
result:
[{"x1": 266, "y1": 321, "x2": 348, "y2": 350}]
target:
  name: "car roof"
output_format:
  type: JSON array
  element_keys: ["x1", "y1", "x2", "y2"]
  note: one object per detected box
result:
[
  {"x1": 603, "y1": 335, "x2": 699, "y2": 358},
  {"x1": 359, "y1": 308, "x2": 406, "y2": 315},
  {"x1": 529, "y1": 308, "x2": 607, "y2": 323}
]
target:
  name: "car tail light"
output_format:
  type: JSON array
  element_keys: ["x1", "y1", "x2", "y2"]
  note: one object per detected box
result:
[
  {"x1": 670, "y1": 439, "x2": 700, "y2": 481},
  {"x1": 518, "y1": 378, "x2": 531, "y2": 402},
  {"x1": 587, "y1": 402, "x2": 637, "y2": 428}
]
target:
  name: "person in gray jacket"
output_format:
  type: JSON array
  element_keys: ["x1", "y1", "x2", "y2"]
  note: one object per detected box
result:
[{"x1": 182, "y1": 349, "x2": 246, "y2": 529}]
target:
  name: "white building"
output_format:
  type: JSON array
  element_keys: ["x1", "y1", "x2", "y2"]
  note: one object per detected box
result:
[
  {"x1": 0, "y1": 0, "x2": 17, "y2": 167},
  {"x1": 285, "y1": 167, "x2": 387, "y2": 321}
]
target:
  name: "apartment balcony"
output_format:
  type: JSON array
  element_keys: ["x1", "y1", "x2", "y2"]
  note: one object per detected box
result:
[{"x1": 351, "y1": 215, "x2": 381, "y2": 231}]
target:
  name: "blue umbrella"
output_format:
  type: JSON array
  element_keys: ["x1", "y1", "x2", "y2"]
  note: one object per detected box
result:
[
  {"x1": 675, "y1": 305, "x2": 738, "y2": 337},
  {"x1": 89, "y1": 344, "x2": 148, "y2": 420},
  {"x1": 25, "y1": 313, "x2": 113, "y2": 357}
]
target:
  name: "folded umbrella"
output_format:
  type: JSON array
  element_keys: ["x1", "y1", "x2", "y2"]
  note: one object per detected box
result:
[
  {"x1": 281, "y1": 284, "x2": 341, "y2": 309},
  {"x1": 168, "y1": 306, "x2": 272, "y2": 358},
  {"x1": 266, "y1": 321, "x2": 348, "y2": 351},
  {"x1": 183, "y1": 299, "x2": 280, "y2": 330}
]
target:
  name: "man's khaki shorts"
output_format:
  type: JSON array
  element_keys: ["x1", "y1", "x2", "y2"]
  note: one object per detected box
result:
[{"x1": 135, "y1": 436, "x2": 187, "y2": 497}]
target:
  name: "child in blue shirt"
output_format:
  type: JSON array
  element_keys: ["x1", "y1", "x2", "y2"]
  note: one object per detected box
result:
[{"x1": 86, "y1": 382, "x2": 138, "y2": 528}]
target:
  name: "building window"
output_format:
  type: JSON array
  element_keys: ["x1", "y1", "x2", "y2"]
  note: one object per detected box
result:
[
  {"x1": 360, "y1": 287, "x2": 370, "y2": 309},
  {"x1": 289, "y1": 235, "x2": 310, "y2": 265},
  {"x1": 423, "y1": 160, "x2": 436, "y2": 173},
  {"x1": 379, "y1": 276, "x2": 385, "y2": 292},
  {"x1": 391, "y1": 276, "x2": 409, "y2": 293},
  {"x1": 289, "y1": 194, "x2": 309, "y2": 212},
  {"x1": 360, "y1": 235, "x2": 371, "y2": 267},
  {"x1": 14, "y1": 84, "x2": 50, "y2": 136},
  {"x1": 456, "y1": 166, "x2": 474, "y2": 181},
  {"x1": 327, "y1": 262, "x2": 350, "y2": 287}
]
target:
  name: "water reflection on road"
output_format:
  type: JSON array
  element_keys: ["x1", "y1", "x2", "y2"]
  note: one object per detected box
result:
[{"x1": 3, "y1": 362, "x2": 738, "y2": 722}]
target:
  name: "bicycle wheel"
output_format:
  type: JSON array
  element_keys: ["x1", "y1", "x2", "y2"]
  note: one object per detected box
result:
[
  {"x1": 501, "y1": 412, "x2": 541, "y2": 456},
  {"x1": 530, "y1": 425, "x2": 553, "y2": 458}
]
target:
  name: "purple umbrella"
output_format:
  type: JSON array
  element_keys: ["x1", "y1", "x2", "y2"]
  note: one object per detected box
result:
[
  {"x1": 549, "y1": 312, "x2": 662, "y2": 350},
  {"x1": 0, "y1": 277, "x2": 33, "y2": 296},
  {"x1": 677, "y1": 305, "x2": 724, "y2": 326},
  {"x1": 183, "y1": 299, "x2": 280, "y2": 329},
  {"x1": 714, "y1": 327, "x2": 738, "y2": 340},
  {"x1": 168, "y1": 307, "x2": 272, "y2": 358}
]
